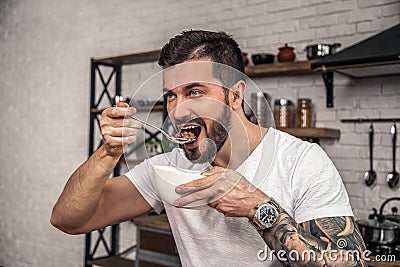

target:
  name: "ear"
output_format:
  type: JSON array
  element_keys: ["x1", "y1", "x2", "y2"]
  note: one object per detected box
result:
[{"x1": 229, "y1": 80, "x2": 246, "y2": 111}]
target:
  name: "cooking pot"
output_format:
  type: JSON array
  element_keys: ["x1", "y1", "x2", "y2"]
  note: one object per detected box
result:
[
  {"x1": 305, "y1": 43, "x2": 341, "y2": 59},
  {"x1": 252, "y1": 53, "x2": 275, "y2": 65},
  {"x1": 357, "y1": 218, "x2": 400, "y2": 245},
  {"x1": 357, "y1": 197, "x2": 400, "y2": 246},
  {"x1": 383, "y1": 207, "x2": 400, "y2": 225}
]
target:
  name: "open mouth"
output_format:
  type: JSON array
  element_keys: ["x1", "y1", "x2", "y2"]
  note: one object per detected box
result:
[{"x1": 176, "y1": 125, "x2": 201, "y2": 143}]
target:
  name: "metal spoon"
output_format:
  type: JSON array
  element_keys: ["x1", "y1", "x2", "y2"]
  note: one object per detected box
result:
[
  {"x1": 364, "y1": 124, "x2": 377, "y2": 186},
  {"x1": 130, "y1": 116, "x2": 195, "y2": 145},
  {"x1": 387, "y1": 123, "x2": 399, "y2": 189}
]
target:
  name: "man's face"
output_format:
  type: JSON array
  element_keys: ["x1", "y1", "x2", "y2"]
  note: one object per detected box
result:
[{"x1": 163, "y1": 63, "x2": 232, "y2": 164}]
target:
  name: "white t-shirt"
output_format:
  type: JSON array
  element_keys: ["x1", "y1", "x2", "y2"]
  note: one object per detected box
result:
[{"x1": 125, "y1": 128, "x2": 353, "y2": 266}]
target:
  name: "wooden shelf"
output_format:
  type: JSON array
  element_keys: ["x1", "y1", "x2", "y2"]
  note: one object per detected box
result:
[
  {"x1": 87, "y1": 256, "x2": 135, "y2": 267},
  {"x1": 91, "y1": 104, "x2": 163, "y2": 114},
  {"x1": 91, "y1": 49, "x2": 318, "y2": 77},
  {"x1": 245, "y1": 59, "x2": 319, "y2": 77},
  {"x1": 92, "y1": 50, "x2": 161, "y2": 66},
  {"x1": 277, "y1": 127, "x2": 340, "y2": 140}
]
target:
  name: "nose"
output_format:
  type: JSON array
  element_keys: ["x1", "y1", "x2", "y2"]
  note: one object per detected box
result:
[{"x1": 171, "y1": 99, "x2": 193, "y2": 122}]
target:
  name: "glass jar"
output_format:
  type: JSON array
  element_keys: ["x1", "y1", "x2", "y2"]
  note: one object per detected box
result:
[
  {"x1": 251, "y1": 92, "x2": 272, "y2": 127},
  {"x1": 296, "y1": 98, "x2": 313, "y2": 128},
  {"x1": 274, "y1": 99, "x2": 294, "y2": 128}
]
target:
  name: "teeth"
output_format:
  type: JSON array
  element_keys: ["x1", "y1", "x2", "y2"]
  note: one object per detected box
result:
[{"x1": 181, "y1": 125, "x2": 199, "y2": 130}]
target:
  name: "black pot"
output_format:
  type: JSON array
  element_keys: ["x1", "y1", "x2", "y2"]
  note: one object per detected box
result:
[
  {"x1": 251, "y1": 53, "x2": 275, "y2": 65},
  {"x1": 385, "y1": 214, "x2": 400, "y2": 224},
  {"x1": 357, "y1": 219, "x2": 400, "y2": 245},
  {"x1": 305, "y1": 43, "x2": 341, "y2": 60}
]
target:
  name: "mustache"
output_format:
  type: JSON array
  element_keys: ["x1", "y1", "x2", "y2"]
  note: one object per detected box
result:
[{"x1": 175, "y1": 117, "x2": 206, "y2": 130}]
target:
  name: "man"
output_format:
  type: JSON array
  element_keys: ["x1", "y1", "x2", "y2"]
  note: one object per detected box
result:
[{"x1": 51, "y1": 30, "x2": 366, "y2": 266}]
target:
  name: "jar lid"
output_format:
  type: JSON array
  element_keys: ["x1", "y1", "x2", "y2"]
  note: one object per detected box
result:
[
  {"x1": 274, "y1": 98, "x2": 293, "y2": 106},
  {"x1": 298, "y1": 98, "x2": 312, "y2": 104}
]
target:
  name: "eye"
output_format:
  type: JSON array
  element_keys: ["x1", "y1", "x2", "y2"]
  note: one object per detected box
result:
[
  {"x1": 164, "y1": 92, "x2": 176, "y2": 100},
  {"x1": 188, "y1": 90, "x2": 202, "y2": 97}
]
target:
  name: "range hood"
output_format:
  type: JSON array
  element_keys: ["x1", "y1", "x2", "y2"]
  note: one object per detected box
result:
[{"x1": 312, "y1": 23, "x2": 400, "y2": 78}]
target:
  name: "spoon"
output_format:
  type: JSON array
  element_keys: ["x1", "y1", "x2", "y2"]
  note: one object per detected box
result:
[
  {"x1": 130, "y1": 116, "x2": 195, "y2": 145},
  {"x1": 387, "y1": 123, "x2": 399, "y2": 189},
  {"x1": 364, "y1": 124, "x2": 377, "y2": 186}
]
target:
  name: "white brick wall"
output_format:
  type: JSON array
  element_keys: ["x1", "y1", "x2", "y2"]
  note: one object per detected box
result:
[{"x1": 0, "y1": 0, "x2": 399, "y2": 266}]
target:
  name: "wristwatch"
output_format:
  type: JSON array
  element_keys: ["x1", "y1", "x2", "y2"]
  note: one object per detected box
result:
[{"x1": 249, "y1": 198, "x2": 281, "y2": 231}]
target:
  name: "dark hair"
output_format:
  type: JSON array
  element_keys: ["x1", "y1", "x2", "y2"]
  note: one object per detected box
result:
[
  {"x1": 159, "y1": 30, "x2": 244, "y2": 89},
  {"x1": 159, "y1": 30, "x2": 244, "y2": 72}
]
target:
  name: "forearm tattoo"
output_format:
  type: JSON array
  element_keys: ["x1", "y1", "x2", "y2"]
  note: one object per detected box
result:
[{"x1": 261, "y1": 212, "x2": 367, "y2": 266}]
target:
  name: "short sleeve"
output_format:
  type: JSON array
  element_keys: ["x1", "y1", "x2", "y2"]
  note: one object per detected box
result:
[
  {"x1": 291, "y1": 144, "x2": 353, "y2": 223},
  {"x1": 124, "y1": 158, "x2": 164, "y2": 214}
]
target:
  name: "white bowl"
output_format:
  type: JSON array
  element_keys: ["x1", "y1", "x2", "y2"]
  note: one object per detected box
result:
[{"x1": 152, "y1": 165, "x2": 208, "y2": 208}]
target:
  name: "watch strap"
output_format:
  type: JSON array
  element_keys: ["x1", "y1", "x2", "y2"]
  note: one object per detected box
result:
[{"x1": 249, "y1": 213, "x2": 266, "y2": 231}]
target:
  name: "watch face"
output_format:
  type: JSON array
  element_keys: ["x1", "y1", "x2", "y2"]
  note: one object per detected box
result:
[{"x1": 258, "y1": 203, "x2": 278, "y2": 227}]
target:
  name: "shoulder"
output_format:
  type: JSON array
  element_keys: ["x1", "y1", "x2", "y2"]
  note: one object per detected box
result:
[
  {"x1": 270, "y1": 128, "x2": 338, "y2": 187},
  {"x1": 268, "y1": 128, "x2": 322, "y2": 161}
]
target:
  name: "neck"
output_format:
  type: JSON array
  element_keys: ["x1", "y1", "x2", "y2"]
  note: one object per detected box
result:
[{"x1": 212, "y1": 113, "x2": 267, "y2": 169}]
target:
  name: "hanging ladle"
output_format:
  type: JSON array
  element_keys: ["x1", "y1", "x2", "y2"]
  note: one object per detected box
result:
[
  {"x1": 387, "y1": 123, "x2": 399, "y2": 189},
  {"x1": 364, "y1": 124, "x2": 377, "y2": 186}
]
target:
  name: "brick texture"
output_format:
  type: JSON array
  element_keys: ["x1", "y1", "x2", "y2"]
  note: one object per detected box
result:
[{"x1": 0, "y1": 0, "x2": 399, "y2": 266}]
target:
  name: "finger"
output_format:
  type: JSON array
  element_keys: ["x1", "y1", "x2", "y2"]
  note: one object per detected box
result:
[
  {"x1": 201, "y1": 166, "x2": 226, "y2": 176},
  {"x1": 100, "y1": 117, "x2": 141, "y2": 130},
  {"x1": 102, "y1": 127, "x2": 139, "y2": 138},
  {"x1": 103, "y1": 106, "x2": 137, "y2": 118},
  {"x1": 116, "y1": 102, "x2": 129, "y2": 108},
  {"x1": 103, "y1": 135, "x2": 137, "y2": 147},
  {"x1": 124, "y1": 107, "x2": 137, "y2": 117},
  {"x1": 175, "y1": 174, "x2": 219, "y2": 194},
  {"x1": 123, "y1": 117, "x2": 142, "y2": 129},
  {"x1": 208, "y1": 200, "x2": 218, "y2": 209},
  {"x1": 174, "y1": 189, "x2": 213, "y2": 207},
  {"x1": 122, "y1": 135, "x2": 137, "y2": 145}
]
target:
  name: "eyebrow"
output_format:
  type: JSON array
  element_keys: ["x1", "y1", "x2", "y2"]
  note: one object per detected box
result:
[{"x1": 163, "y1": 82, "x2": 207, "y2": 93}]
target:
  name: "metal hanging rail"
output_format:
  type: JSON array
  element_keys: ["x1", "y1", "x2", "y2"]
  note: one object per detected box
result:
[{"x1": 341, "y1": 118, "x2": 400, "y2": 123}]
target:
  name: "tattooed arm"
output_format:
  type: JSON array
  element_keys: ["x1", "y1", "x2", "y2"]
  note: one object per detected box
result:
[{"x1": 261, "y1": 210, "x2": 367, "y2": 266}]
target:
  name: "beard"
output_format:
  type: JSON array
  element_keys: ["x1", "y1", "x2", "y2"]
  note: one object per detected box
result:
[{"x1": 183, "y1": 104, "x2": 232, "y2": 164}]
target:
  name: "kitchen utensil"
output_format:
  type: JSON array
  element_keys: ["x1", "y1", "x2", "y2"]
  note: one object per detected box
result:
[
  {"x1": 364, "y1": 124, "x2": 377, "y2": 186},
  {"x1": 380, "y1": 197, "x2": 400, "y2": 223},
  {"x1": 387, "y1": 124, "x2": 399, "y2": 188},
  {"x1": 130, "y1": 116, "x2": 195, "y2": 145},
  {"x1": 152, "y1": 165, "x2": 207, "y2": 208},
  {"x1": 251, "y1": 53, "x2": 275, "y2": 65},
  {"x1": 251, "y1": 92, "x2": 272, "y2": 127},
  {"x1": 357, "y1": 197, "x2": 400, "y2": 245},
  {"x1": 386, "y1": 207, "x2": 400, "y2": 224},
  {"x1": 277, "y1": 44, "x2": 296, "y2": 62},
  {"x1": 357, "y1": 218, "x2": 400, "y2": 245},
  {"x1": 305, "y1": 43, "x2": 341, "y2": 60}
]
